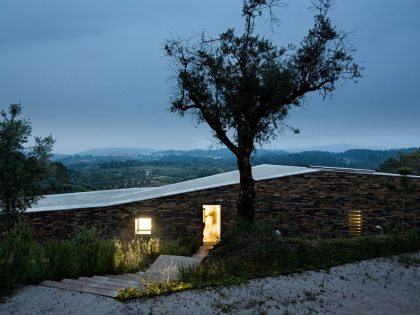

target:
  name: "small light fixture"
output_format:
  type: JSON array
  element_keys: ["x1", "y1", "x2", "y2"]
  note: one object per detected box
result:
[{"x1": 135, "y1": 218, "x2": 152, "y2": 235}]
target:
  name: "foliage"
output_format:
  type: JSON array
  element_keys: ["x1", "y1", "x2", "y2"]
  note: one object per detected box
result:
[
  {"x1": 0, "y1": 218, "x2": 32, "y2": 292},
  {"x1": 40, "y1": 161, "x2": 87, "y2": 194},
  {"x1": 52, "y1": 147, "x2": 418, "y2": 192},
  {"x1": 117, "y1": 225, "x2": 420, "y2": 300},
  {"x1": 114, "y1": 238, "x2": 159, "y2": 273},
  {"x1": 378, "y1": 150, "x2": 420, "y2": 175},
  {"x1": 116, "y1": 281, "x2": 193, "y2": 300},
  {"x1": 0, "y1": 104, "x2": 55, "y2": 221},
  {"x1": 204, "y1": 224, "x2": 420, "y2": 279},
  {"x1": 159, "y1": 237, "x2": 201, "y2": 257},
  {"x1": 0, "y1": 224, "x2": 159, "y2": 294},
  {"x1": 397, "y1": 254, "x2": 420, "y2": 267},
  {"x1": 165, "y1": 0, "x2": 362, "y2": 222}
]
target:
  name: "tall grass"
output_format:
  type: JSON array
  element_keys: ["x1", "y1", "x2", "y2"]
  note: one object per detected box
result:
[
  {"x1": 0, "y1": 219, "x2": 32, "y2": 291},
  {"x1": 159, "y1": 237, "x2": 201, "y2": 257},
  {"x1": 0, "y1": 220, "x2": 159, "y2": 293},
  {"x1": 180, "y1": 225, "x2": 420, "y2": 283}
]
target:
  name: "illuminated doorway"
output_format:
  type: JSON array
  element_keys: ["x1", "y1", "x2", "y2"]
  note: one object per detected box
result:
[{"x1": 203, "y1": 205, "x2": 221, "y2": 245}]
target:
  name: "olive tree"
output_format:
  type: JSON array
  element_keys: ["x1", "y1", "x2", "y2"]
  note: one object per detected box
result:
[
  {"x1": 0, "y1": 104, "x2": 55, "y2": 222},
  {"x1": 165, "y1": 0, "x2": 362, "y2": 223}
]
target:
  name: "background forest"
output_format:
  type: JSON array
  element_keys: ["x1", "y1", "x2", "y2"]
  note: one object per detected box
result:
[{"x1": 43, "y1": 147, "x2": 420, "y2": 194}]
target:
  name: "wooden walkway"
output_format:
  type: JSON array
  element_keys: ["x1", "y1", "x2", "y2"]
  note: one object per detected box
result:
[{"x1": 39, "y1": 246, "x2": 212, "y2": 298}]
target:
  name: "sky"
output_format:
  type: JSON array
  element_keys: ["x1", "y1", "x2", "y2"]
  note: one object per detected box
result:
[{"x1": 0, "y1": 0, "x2": 419, "y2": 154}]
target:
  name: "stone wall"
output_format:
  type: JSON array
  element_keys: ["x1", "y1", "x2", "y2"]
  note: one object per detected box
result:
[
  {"x1": 3, "y1": 171, "x2": 420, "y2": 241},
  {"x1": 254, "y1": 172, "x2": 420, "y2": 237}
]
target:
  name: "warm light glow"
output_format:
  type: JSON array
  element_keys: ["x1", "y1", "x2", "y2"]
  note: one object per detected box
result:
[
  {"x1": 348, "y1": 209, "x2": 363, "y2": 237},
  {"x1": 203, "y1": 205, "x2": 221, "y2": 245},
  {"x1": 135, "y1": 218, "x2": 152, "y2": 235}
]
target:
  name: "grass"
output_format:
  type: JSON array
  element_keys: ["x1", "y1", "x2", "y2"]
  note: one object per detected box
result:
[
  {"x1": 0, "y1": 219, "x2": 159, "y2": 294},
  {"x1": 3, "y1": 218, "x2": 420, "y2": 299},
  {"x1": 116, "y1": 280, "x2": 193, "y2": 300},
  {"x1": 159, "y1": 237, "x2": 201, "y2": 257},
  {"x1": 117, "y1": 223, "x2": 420, "y2": 300}
]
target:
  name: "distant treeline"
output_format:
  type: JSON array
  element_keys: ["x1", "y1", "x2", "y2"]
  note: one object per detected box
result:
[{"x1": 44, "y1": 147, "x2": 419, "y2": 194}]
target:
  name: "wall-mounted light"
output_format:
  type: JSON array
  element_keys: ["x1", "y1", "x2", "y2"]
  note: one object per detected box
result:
[{"x1": 135, "y1": 218, "x2": 152, "y2": 235}]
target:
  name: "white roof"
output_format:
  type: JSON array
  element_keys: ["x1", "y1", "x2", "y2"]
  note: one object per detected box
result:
[
  {"x1": 28, "y1": 164, "x2": 317, "y2": 212},
  {"x1": 29, "y1": 164, "x2": 419, "y2": 212}
]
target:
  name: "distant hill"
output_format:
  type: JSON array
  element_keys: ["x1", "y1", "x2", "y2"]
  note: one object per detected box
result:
[
  {"x1": 57, "y1": 146, "x2": 420, "y2": 170},
  {"x1": 283, "y1": 143, "x2": 374, "y2": 153},
  {"x1": 51, "y1": 146, "x2": 420, "y2": 193},
  {"x1": 51, "y1": 153, "x2": 70, "y2": 161},
  {"x1": 76, "y1": 147, "x2": 156, "y2": 156}
]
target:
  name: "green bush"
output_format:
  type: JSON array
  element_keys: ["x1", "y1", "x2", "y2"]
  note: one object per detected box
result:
[
  {"x1": 118, "y1": 238, "x2": 160, "y2": 272},
  {"x1": 0, "y1": 224, "x2": 160, "y2": 294},
  {"x1": 42, "y1": 240, "x2": 77, "y2": 280},
  {"x1": 162, "y1": 226, "x2": 420, "y2": 298},
  {"x1": 160, "y1": 237, "x2": 201, "y2": 256},
  {"x1": 0, "y1": 218, "x2": 32, "y2": 291}
]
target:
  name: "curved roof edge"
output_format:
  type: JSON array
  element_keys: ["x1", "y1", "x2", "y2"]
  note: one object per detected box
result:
[
  {"x1": 28, "y1": 165, "x2": 317, "y2": 212},
  {"x1": 28, "y1": 164, "x2": 420, "y2": 213}
]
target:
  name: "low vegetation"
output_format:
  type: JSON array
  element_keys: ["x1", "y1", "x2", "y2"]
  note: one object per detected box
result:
[
  {"x1": 3, "y1": 219, "x2": 419, "y2": 299},
  {"x1": 0, "y1": 219, "x2": 159, "y2": 294},
  {"x1": 159, "y1": 237, "x2": 201, "y2": 257},
  {"x1": 118, "y1": 224, "x2": 420, "y2": 300},
  {"x1": 379, "y1": 150, "x2": 420, "y2": 175}
]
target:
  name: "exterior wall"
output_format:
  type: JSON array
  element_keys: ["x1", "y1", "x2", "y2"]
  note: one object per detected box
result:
[
  {"x1": 254, "y1": 172, "x2": 420, "y2": 237},
  {"x1": 2, "y1": 171, "x2": 419, "y2": 241},
  {"x1": 20, "y1": 184, "x2": 239, "y2": 242}
]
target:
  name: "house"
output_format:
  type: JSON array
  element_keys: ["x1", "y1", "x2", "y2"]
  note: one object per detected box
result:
[{"x1": 9, "y1": 165, "x2": 420, "y2": 242}]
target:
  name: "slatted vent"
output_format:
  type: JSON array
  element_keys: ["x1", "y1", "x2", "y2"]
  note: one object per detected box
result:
[{"x1": 348, "y1": 209, "x2": 363, "y2": 237}]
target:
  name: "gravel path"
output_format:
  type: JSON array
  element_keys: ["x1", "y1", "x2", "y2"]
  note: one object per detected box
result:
[{"x1": 1, "y1": 252, "x2": 419, "y2": 315}]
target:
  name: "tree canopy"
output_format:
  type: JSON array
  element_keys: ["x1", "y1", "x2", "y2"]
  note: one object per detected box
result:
[
  {"x1": 379, "y1": 150, "x2": 420, "y2": 176},
  {"x1": 0, "y1": 104, "x2": 55, "y2": 221},
  {"x1": 165, "y1": 0, "x2": 362, "y2": 223}
]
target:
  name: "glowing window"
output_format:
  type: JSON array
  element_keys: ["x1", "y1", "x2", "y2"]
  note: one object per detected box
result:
[
  {"x1": 348, "y1": 209, "x2": 362, "y2": 237},
  {"x1": 135, "y1": 218, "x2": 152, "y2": 235}
]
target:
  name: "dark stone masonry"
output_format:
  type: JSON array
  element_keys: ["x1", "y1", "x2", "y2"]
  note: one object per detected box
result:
[{"x1": 2, "y1": 171, "x2": 420, "y2": 241}]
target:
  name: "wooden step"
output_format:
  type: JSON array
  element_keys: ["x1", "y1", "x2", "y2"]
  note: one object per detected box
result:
[
  {"x1": 40, "y1": 280, "x2": 117, "y2": 298},
  {"x1": 105, "y1": 273, "x2": 142, "y2": 282},
  {"x1": 61, "y1": 278, "x2": 122, "y2": 291},
  {"x1": 78, "y1": 276, "x2": 139, "y2": 288}
]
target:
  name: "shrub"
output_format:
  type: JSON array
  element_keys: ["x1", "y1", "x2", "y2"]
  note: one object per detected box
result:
[
  {"x1": 0, "y1": 224, "x2": 160, "y2": 294},
  {"x1": 42, "y1": 240, "x2": 78, "y2": 280},
  {"x1": 122, "y1": 238, "x2": 159, "y2": 272},
  {"x1": 0, "y1": 219, "x2": 32, "y2": 291},
  {"x1": 160, "y1": 237, "x2": 201, "y2": 257}
]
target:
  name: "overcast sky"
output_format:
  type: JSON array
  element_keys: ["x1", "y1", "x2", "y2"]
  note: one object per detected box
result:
[{"x1": 0, "y1": 0, "x2": 419, "y2": 154}]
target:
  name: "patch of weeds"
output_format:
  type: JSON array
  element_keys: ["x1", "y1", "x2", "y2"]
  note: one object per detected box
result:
[
  {"x1": 303, "y1": 290, "x2": 318, "y2": 302},
  {"x1": 397, "y1": 254, "x2": 420, "y2": 267},
  {"x1": 116, "y1": 280, "x2": 193, "y2": 300},
  {"x1": 214, "y1": 302, "x2": 236, "y2": 313},
  {"x1": 159, "y1": 237, "x2": 201, "y2": 257},
  {"x1": 244, "y1": 299, "x2": 266, "y2": 314},
  {"x1": 178, "y1": 260, "x2": 245, "y2": 288},
  {"x1": 116, "y1": 287, "x2": 143, "y2": 300}
]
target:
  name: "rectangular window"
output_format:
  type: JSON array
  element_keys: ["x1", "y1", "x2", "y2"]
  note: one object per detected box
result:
[
  {"x1": 348, "y1": 209, "x2": 362, "y2": 237},
  {"x1": 135, "y1": 218, "x2": 152, "y2": 235}
]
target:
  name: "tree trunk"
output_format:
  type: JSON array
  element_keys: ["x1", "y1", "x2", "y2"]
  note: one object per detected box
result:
[{"x1": 236, "y1": 151, "x2": 255, "y2": 223}]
